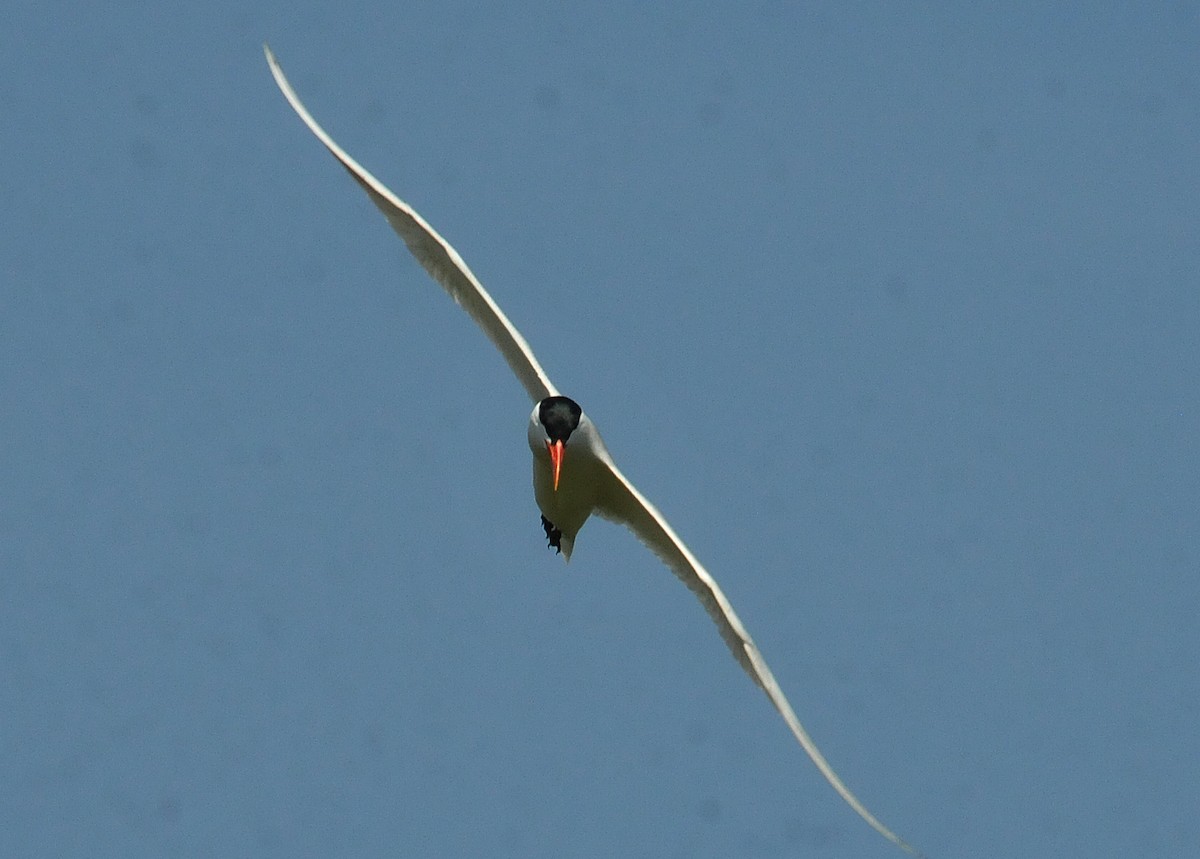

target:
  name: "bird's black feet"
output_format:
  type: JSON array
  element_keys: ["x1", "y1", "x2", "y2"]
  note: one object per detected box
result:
[{"x1": 541, "y1": 515, "x2": 563, "y2": 554}]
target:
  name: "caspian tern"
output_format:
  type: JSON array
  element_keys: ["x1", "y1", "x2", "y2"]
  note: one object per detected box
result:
[{"x1": 265, "y1": 45, "x2": 923, "y2": 857}]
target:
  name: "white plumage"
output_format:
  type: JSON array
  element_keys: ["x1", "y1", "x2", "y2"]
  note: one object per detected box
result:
[{"x1": 265, "y1": 45, "x2": 922, "y2": 858}]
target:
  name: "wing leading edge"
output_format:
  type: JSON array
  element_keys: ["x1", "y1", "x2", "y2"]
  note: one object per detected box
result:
[
  {"x1": 595, "y1": 459, "x2": 923, "y2": 857},
  {"x1": 265, "y1": 45, "x2": 557, "y2": 404}
]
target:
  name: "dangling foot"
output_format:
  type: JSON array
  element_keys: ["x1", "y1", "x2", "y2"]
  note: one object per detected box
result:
[{"x1": 540, "y1": 514, "x2": 563, "y2": 554}]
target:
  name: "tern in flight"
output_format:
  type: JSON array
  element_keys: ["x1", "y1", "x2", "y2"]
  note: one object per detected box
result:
[{"x1": 265, "y1": 45, "x2": 923, "y2": 857}]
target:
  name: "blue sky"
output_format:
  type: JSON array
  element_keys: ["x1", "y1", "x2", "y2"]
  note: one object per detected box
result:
[{"x1": 3, "y1": 3, "x2": 1197, "y2": 857}]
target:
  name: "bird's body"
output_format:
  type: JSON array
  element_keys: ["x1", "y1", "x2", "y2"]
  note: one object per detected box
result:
[
  {"x1": 527, "y1": 400, "x2": 604, "y2": 560},
  {"x1": 265, "y1": 45, "x2": 923, "y2": 858}
]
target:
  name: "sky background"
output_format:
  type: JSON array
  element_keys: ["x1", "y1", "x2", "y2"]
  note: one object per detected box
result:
[{"x1": 2, "y1": 3, "x2": 1197, "y2": 858}]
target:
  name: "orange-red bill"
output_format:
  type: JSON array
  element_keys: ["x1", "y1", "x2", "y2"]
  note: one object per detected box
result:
[{"x1": 547, "y1": 439, "x2": 565, "y2": 491}]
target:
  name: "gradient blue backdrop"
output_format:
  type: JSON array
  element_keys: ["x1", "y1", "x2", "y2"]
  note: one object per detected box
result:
[{"x1": 3, "y1": 3, "x2": 1197, "y2": 857}]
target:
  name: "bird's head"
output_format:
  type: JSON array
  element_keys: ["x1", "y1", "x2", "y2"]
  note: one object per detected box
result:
[{"x1": 529, "y1": 395, "x2": 583, "y2": 491}]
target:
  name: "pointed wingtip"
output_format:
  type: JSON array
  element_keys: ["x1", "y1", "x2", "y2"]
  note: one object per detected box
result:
[{"x1": 263, "y1": 43, "x2": 287, "y2": 87}]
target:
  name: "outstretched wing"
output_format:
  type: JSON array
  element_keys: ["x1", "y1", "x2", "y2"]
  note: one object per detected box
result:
[
  {"x1": 595, "y1": 457, "x2": 923, "y2": 858},
  {"x1": 265, "y1": 45, "x2": 558, "y2": 404}
]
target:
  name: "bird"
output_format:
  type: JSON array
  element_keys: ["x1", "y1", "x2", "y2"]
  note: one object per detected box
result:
[{"x1": 264, "y1": 44, "x2": 924, "y2": 858}]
